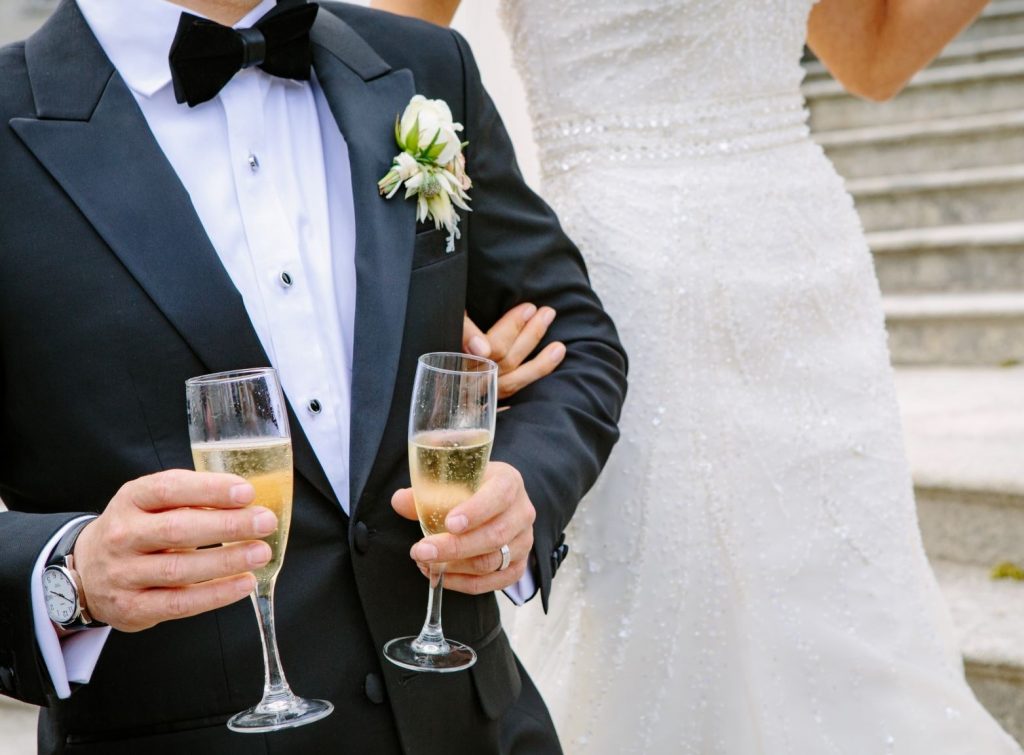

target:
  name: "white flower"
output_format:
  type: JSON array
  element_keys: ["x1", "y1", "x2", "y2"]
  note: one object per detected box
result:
[
  {"x1": 379, "y1": 94, "x2": 472, "y2": 244},
  {"x1": 399, "y1": 95, "x2": 463, "y2": 166}
]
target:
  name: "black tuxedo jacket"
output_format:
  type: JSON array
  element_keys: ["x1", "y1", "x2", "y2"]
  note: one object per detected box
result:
[{"x1": 0, "y1": 2, "x2": 627, "y2": 753}]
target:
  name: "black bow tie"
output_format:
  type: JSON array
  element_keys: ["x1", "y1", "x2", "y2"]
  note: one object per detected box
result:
[{"x1": 169, "y1": 2, "x2": 320, "y2": 107}]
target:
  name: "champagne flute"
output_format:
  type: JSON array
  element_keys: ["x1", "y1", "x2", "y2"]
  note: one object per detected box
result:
[
  {"x1": 384, "y1": 352, "x2": 498, "y2": 672},
  {"x1": 186, "y1": 368, "x2": 333, "y2": 732}
]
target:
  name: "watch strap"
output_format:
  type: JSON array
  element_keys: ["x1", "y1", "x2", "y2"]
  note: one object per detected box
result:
[{"x1": 46, "y1": 518, "x2": 94, "y2": 569}]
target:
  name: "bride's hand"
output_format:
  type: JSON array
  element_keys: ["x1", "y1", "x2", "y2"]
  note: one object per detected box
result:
[{"x1": 463, "y1": 304, "x2": 566, "y2": 400}]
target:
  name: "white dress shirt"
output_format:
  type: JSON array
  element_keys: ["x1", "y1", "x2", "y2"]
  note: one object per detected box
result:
[{"x1": 32, "y1": 0, "x2": 533, "y2": 699}]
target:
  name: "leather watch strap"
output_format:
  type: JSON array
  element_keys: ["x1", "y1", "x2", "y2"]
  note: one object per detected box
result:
[{"x1": 46, "y1": 518, "x2": 94, "y2": 568}]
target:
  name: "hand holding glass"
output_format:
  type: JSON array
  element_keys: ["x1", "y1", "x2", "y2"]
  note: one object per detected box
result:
[
  {"x1": 186, "y1": 368, "x2": 332, "y2": 732},
  {"x1": 384, "y1": 352, "x2": 498, "y2": 672}
]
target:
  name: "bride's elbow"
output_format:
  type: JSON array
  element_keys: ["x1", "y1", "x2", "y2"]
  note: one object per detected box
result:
[{"x1": 836, "y1": 68, "x2": 910, "y2": 103}]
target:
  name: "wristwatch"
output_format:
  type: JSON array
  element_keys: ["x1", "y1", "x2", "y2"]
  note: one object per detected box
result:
[{"x1": 42, "y1": 519, "x2": 106, "y2": 630}]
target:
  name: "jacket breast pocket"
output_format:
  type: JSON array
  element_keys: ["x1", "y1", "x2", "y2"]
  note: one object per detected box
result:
[{"x1": 411, "y1": 228, "x2": 458, "y2": 270}]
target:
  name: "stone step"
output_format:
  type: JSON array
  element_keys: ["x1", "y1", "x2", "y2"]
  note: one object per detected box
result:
[
  {"x1": 805, "y1": 58, "x2": 1024, "y2": 131},
  {"x1": 883, "y1": 292, "x2": 1024, "y2": 365},
  {"x1": 0, "y1": 696, "x2": 36, "y2": 755},
  {"x1": 869, "y1": 222, "x2": 1024, "y2": 294},
  {"x1": 848, "y1": 164, "x2": 1024, "y2": 233},
  {"x1": 895, "y1": 365, "x2": 1024, "y2": 740},
  {"x1": 932, "y1": 560, "x2": 1024, "y2": 744},
  {"x1": 816, "y1": 109, "x2": 1024, "y2": 179},
  {"x1": 897, "y1": 365, "x2": 1024, "y2": 561},
  {"x1": 918, "y1": 484, "x2": 1024, "y2": 567},
  {"x1": 805, "y1": 34, "x2": 1024, "y2": 83},
  {"x1": 960, "y1": 0, "x2": 1024, "y2": 42}
]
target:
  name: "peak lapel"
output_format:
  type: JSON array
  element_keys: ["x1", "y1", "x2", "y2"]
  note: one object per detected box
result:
[
  {"x1": 11, "y1": 1, "x2": 337, "y2": 505},
  {"x1": 311, "y1": 12, "x2": 417, "y2": 516}
]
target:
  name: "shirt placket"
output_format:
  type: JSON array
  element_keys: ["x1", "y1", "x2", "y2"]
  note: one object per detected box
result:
[{"x1": 220, "y1": 74, "x2": 343, "y2": 497}]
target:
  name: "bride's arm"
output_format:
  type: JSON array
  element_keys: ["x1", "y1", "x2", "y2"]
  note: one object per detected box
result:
[
  {"x1": 369, "y1": 0, "x2": 460, "y2": 26},
  {"x1": 807, "y1": 0, "x2": 989, "y2": 101}
]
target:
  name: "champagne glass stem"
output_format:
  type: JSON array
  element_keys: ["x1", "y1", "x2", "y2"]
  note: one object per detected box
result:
[
  {"x1": 411, "y1": 563, "x2": 449, "y2": 655},
  {"x1": 252, "y1": 585, "x2": 293, "y2": 706}
]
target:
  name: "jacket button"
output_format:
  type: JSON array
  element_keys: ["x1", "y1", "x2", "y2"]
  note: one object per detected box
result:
[
  {"x1": 353, "y1": 521, "x2": 370, "y2": 554},
  {"x1": 364, "y1": 672, "x2": 385, "y2": 704}
]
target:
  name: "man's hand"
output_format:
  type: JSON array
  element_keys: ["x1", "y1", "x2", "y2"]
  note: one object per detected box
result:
[
  {"x1": 462, "y1": 303, "x2": 566, "y2": 400},
  {"x1": 392, "y1": 462, "x2": 535, "y2": 594},
  {"x1": 73, "y1": 469, "x2": 278, "y2": 632}
]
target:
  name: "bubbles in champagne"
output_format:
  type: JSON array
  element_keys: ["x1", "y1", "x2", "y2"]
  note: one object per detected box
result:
[
  {"x1": 191, "y1": 438, "x2": 293, "y2": 592},
  {"x1": 409, "y1": 430, "x2": 493, "y2": 536}
]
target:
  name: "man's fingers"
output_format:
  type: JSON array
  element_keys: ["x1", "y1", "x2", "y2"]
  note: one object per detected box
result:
[
  {"x1": 497, "y1": 342, "x2": 566, "y2": 399},
  {"x1": 131, "y1": 541, "x2": 271, "y2": 588},
  {"x1": 413, "y1": 505, "x2": 533, "y2": 564},
  {"x1": 437, "y1": 559, "x2": 530, "y2": 596},
  {"x1": 130, "y1": 573, "x2": 256, "y2": 631},
  {"x1": 499, "y1": 307, "x2": 556, "y2": 372},
  {"x1": 126, "y1": 469, "x2": 255, "y2": 513},
  {"x1": 462, "y1": 313, "x2": 491, "y2": 358},
  {"x1": 136, "y1": 505, "x2": 278, "y2": 551},
  {"x1": 428, "y1": 531, "x2": 532, "y2": 576},
  {"x1": 391, "y1": 488, "x2": 419, "y2": 521},
  {"x1": 485, "y1": 303, "x2": 537, "y2": 363},
  {"x1": 440, "y1": 463, "x2": 522, "y2": 536}
]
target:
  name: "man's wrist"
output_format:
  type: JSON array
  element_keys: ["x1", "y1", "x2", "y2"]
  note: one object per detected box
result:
[{"x1": 42, "y1": 518, "x2": 105, "y2": 630}]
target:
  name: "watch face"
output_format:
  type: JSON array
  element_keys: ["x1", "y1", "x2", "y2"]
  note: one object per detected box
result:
[{"x1": 43, "y1": 568, "x2": 78, "y2": 625}]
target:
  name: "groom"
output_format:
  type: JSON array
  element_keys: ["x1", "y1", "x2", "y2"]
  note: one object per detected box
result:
[{"x1": 0, "y1": 1, "x2": 626, "y2": 753}]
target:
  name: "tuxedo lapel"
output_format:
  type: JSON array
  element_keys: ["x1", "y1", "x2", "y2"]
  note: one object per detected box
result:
[
  {"x1": 10, "y1": 1, "x2": 337, "y2": 505},
  {"x1": 311, "y1": 12, "x2": 417, "y2": 516}
]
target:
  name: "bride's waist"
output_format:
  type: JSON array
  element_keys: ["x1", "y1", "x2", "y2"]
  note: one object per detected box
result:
[{"x1": 533, "y1": 92, "x2": 811, "y2": 173}]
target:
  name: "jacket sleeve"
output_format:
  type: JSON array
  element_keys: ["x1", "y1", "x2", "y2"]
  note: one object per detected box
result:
[
  {"x1": 451, "y1": 30, "x2": 629, "y2": 611},
  {"x1": 0, "y1": 509, "x2": 88, "y2": 705}
]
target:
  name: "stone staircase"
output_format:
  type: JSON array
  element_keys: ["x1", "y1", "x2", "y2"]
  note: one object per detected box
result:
[{"x1": 805, "y1": 0, "x2": 1024, "y2": 742}]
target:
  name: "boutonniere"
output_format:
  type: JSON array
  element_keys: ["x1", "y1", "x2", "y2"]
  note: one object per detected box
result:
[{"x1": 378, "y1": 95, "x2": 472, "y2": 252}]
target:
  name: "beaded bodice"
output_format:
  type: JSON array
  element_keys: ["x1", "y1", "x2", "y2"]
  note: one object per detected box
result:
[{"x1": 500, "y1": 0, "x2": 818, "y2": 167}]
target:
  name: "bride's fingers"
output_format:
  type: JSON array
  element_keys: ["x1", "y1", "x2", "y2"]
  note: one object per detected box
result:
[
  {"x1": 485, "y1": 303, "x2": 538, "y2": 365},
  {"x1": 498, "y1": 341, "x2": 566, "y2": 399},
  {"x1": 461, "y1": 312, "x2": 491, "y2": 358},
  {"x1": 498, "y1": 307, "x2": 556, "y2": 372}
]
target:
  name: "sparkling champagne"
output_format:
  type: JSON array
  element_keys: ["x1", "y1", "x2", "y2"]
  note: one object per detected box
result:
[
  {"x1": 191, "y1": 438, "x2": 293, "y2": 591},
  {"x1": 409, "y1": 429, "x2": 493, "y2": 536}
]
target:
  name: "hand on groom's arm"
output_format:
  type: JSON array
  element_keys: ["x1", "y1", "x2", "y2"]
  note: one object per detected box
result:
[
  {"x1": 391, "y1": 462, "x2": 535, "y2": 594},
  {"x1": 72, "y1": 470, "x2": 275, "y2": 631}
]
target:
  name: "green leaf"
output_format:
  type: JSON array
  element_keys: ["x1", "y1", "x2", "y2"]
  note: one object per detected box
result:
[
  {"x1": 991, "y1": 561, "x2": 1024, "y2": 580},
  {"x1": 420, "y1": 129, "x2": 444, "y2": 161},
  {"x1": 394, "y1": 115, "x2": 402, "y2": 148},
  {"x1": 425, "y1": 141, "x2": 446, "y2": 161}
]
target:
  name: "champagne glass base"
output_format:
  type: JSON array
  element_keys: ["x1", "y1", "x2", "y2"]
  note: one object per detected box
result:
[
  {"x1": 383, "y1": 636, "x2": 477, "y2": 673},
  {"x1": 227, "y1": 695, "x2": 333, "y2": 734}
]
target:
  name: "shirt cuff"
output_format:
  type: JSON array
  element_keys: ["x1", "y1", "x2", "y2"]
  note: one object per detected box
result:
[
  {"x1": 30, "y1": 516, "x2": 112, "y2": 698},
  {"x1": 501, "y1": 555, "x2": 538, "y2": 606}
]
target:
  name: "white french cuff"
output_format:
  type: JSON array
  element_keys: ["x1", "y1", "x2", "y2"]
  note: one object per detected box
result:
[
  {"x1": 31, "y1": 516, "x2": 112, "y2": 698},
  {"x1": 502, "y1": 562, "x2": 538, "y2": 606},
  {"x1": 378, "y1": 95, "x2": 472, "y2": 252}
]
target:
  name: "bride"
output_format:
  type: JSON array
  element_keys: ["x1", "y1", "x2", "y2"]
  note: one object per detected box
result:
[{"x1": 378, "y1": 0, "x2": 1018, "y2": 752}]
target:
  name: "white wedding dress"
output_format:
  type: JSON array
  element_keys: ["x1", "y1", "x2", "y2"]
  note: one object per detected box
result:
[{"x1": 497, "y1": 1, "x2": 1023, "y2": 753}]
